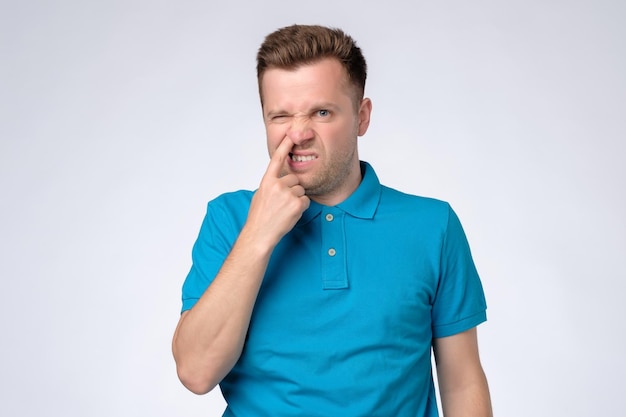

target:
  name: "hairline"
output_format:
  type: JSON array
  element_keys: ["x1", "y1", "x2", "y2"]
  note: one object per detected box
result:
[{"x1": 258, "y1": 57, "x2": 364, "y2": 111}]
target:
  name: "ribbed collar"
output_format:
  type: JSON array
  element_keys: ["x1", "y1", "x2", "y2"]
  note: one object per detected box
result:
[{"x1": 298, "y1": 161, "x2": 381, "y2": 225}]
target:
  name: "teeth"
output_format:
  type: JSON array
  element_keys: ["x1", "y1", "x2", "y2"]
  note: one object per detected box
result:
[{"x1": 291, "y1": 154, "x2": 316, "y2": 162}]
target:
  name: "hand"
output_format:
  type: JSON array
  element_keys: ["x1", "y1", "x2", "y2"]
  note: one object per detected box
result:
[{"x1": 244, "y1": 137, "x2": 310, "y2": 248}]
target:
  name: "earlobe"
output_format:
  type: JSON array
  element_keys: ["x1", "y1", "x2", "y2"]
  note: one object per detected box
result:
[{"x1": 357, "y1": 98, "x2": 372, "y2": 136}]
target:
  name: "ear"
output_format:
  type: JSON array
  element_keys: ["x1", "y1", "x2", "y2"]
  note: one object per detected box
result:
[{"x1": 357, "y1": 98, "x2": 372, "y2": 136}]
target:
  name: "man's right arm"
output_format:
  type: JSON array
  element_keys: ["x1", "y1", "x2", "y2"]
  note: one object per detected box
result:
[{"x1": 172, "y1": 137, "x2": 308, "y2": 395}]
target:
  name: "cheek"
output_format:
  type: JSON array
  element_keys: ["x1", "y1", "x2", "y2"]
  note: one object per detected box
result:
[{"x1": 327, "y1": 122, "x2": 357, "y2": 143}]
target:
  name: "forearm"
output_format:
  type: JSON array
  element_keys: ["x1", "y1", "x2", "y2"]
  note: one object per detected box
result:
[{"x1": 172, "y1": 228, "x2": 273, "y2": 394}]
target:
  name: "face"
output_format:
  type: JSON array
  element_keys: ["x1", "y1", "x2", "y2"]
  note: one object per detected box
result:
[{"x1": 261, "y1": 58, "x2": 372, "y2": 205}]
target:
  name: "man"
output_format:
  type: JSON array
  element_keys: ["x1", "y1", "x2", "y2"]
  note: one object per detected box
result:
[{"x1": 173, "y1": 24, "x2": 492, "y2": 416}]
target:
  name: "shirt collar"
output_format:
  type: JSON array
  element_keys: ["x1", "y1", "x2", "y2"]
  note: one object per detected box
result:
[{"x1": 298, "y1": 161, "x2": 381, "y2": 225}]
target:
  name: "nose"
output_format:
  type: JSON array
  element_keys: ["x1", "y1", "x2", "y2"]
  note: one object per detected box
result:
[{"x1": 286, "y1": 117, "x2": 314, "y2": 145}]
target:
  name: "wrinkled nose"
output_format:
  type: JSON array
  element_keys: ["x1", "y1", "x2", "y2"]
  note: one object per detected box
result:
[{"x1": 286, "y1": 118, "x2": 314, "y2": 145}]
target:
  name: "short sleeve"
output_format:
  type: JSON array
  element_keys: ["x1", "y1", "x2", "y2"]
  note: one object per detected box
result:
[
  {"x1": 180, "y1": 192, "x2": 251, "y2": 313},
  {"x1": 431, "y1": 205, "x2": 487, "y2": 338}
]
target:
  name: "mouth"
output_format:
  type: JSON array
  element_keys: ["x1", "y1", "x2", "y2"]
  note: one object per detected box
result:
[{"x1": 289, "y1": 153, "x2": 318, "y2": 162}]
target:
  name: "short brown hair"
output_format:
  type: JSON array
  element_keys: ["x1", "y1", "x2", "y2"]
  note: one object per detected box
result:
[{"x1": 256, "y1": 25, "x2": 367, "y2": 105}]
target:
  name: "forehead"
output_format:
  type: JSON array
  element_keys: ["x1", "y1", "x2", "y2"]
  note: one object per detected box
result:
[{"x1": 260, "y1": 58, "x2": 354, "y2": 107}]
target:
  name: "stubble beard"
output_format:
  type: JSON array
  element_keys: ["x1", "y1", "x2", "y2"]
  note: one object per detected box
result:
[{"x1": 297, "y1": 141, "x2": 358, "y2": 198}]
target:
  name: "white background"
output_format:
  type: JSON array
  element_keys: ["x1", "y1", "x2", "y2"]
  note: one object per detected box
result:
[{"x1": 1, "y1": 1, "x2": 624, "y2": 416}]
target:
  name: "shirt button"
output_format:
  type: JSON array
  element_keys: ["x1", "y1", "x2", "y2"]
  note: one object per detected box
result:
[
  {"x1": 328, "y1": 248, "x2": 336, "y2": 257},
  {"x1": 325, "y1": 213, "x2": 334, "y2": 222}
]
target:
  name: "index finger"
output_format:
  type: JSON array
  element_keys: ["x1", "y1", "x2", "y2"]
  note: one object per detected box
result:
[{"x1": 266, "y1": 137, "x2": 294, "y2": 178}]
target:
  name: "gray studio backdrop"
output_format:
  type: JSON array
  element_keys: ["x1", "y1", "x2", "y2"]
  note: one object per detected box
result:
[{"x1": 1, "y1": 1, "x2": 624, "y2": 416}]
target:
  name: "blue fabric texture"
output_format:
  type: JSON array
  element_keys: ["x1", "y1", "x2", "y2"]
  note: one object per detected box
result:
[{"x1": 181, "y1": 161, "x2": 487, "y2": 417}]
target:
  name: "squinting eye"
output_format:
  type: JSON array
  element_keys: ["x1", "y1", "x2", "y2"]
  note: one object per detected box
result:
[{"x1": 317, "y1": 109, "x2": 330, "y2": 117}]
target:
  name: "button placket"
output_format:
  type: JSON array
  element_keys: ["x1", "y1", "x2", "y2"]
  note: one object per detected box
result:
[{"x1": 320, "y1": 208, "x2": 348, "y2": 289}]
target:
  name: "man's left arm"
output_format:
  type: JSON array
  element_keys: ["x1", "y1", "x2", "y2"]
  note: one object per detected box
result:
[{"x1": 433, "y1": 327, "x2": 493, "y2": 417}]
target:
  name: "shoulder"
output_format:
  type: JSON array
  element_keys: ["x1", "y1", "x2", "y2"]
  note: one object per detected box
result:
[
  {"x1": 208, "y1": 189, "x2": 255, "y2": 209},
  {"x1": 379, "y1": 185, "x2": 452, "y2": 218},
  {"x1": 203, "y1": 189, "x2": 255, "y2": 227}
]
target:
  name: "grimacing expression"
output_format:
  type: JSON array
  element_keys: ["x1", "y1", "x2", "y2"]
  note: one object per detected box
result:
[{"x1": 261, "y1": 58, "x2": 371, "y2": 205}]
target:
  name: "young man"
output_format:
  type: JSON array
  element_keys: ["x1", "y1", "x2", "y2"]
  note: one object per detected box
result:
[{"x1": 173, "y1": 25, "x2": 492, "y2": 417}]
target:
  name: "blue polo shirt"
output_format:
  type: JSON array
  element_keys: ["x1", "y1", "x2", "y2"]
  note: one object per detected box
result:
[{"x1": 181, "y1": 162, "x2": 487, "y2": 416}]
